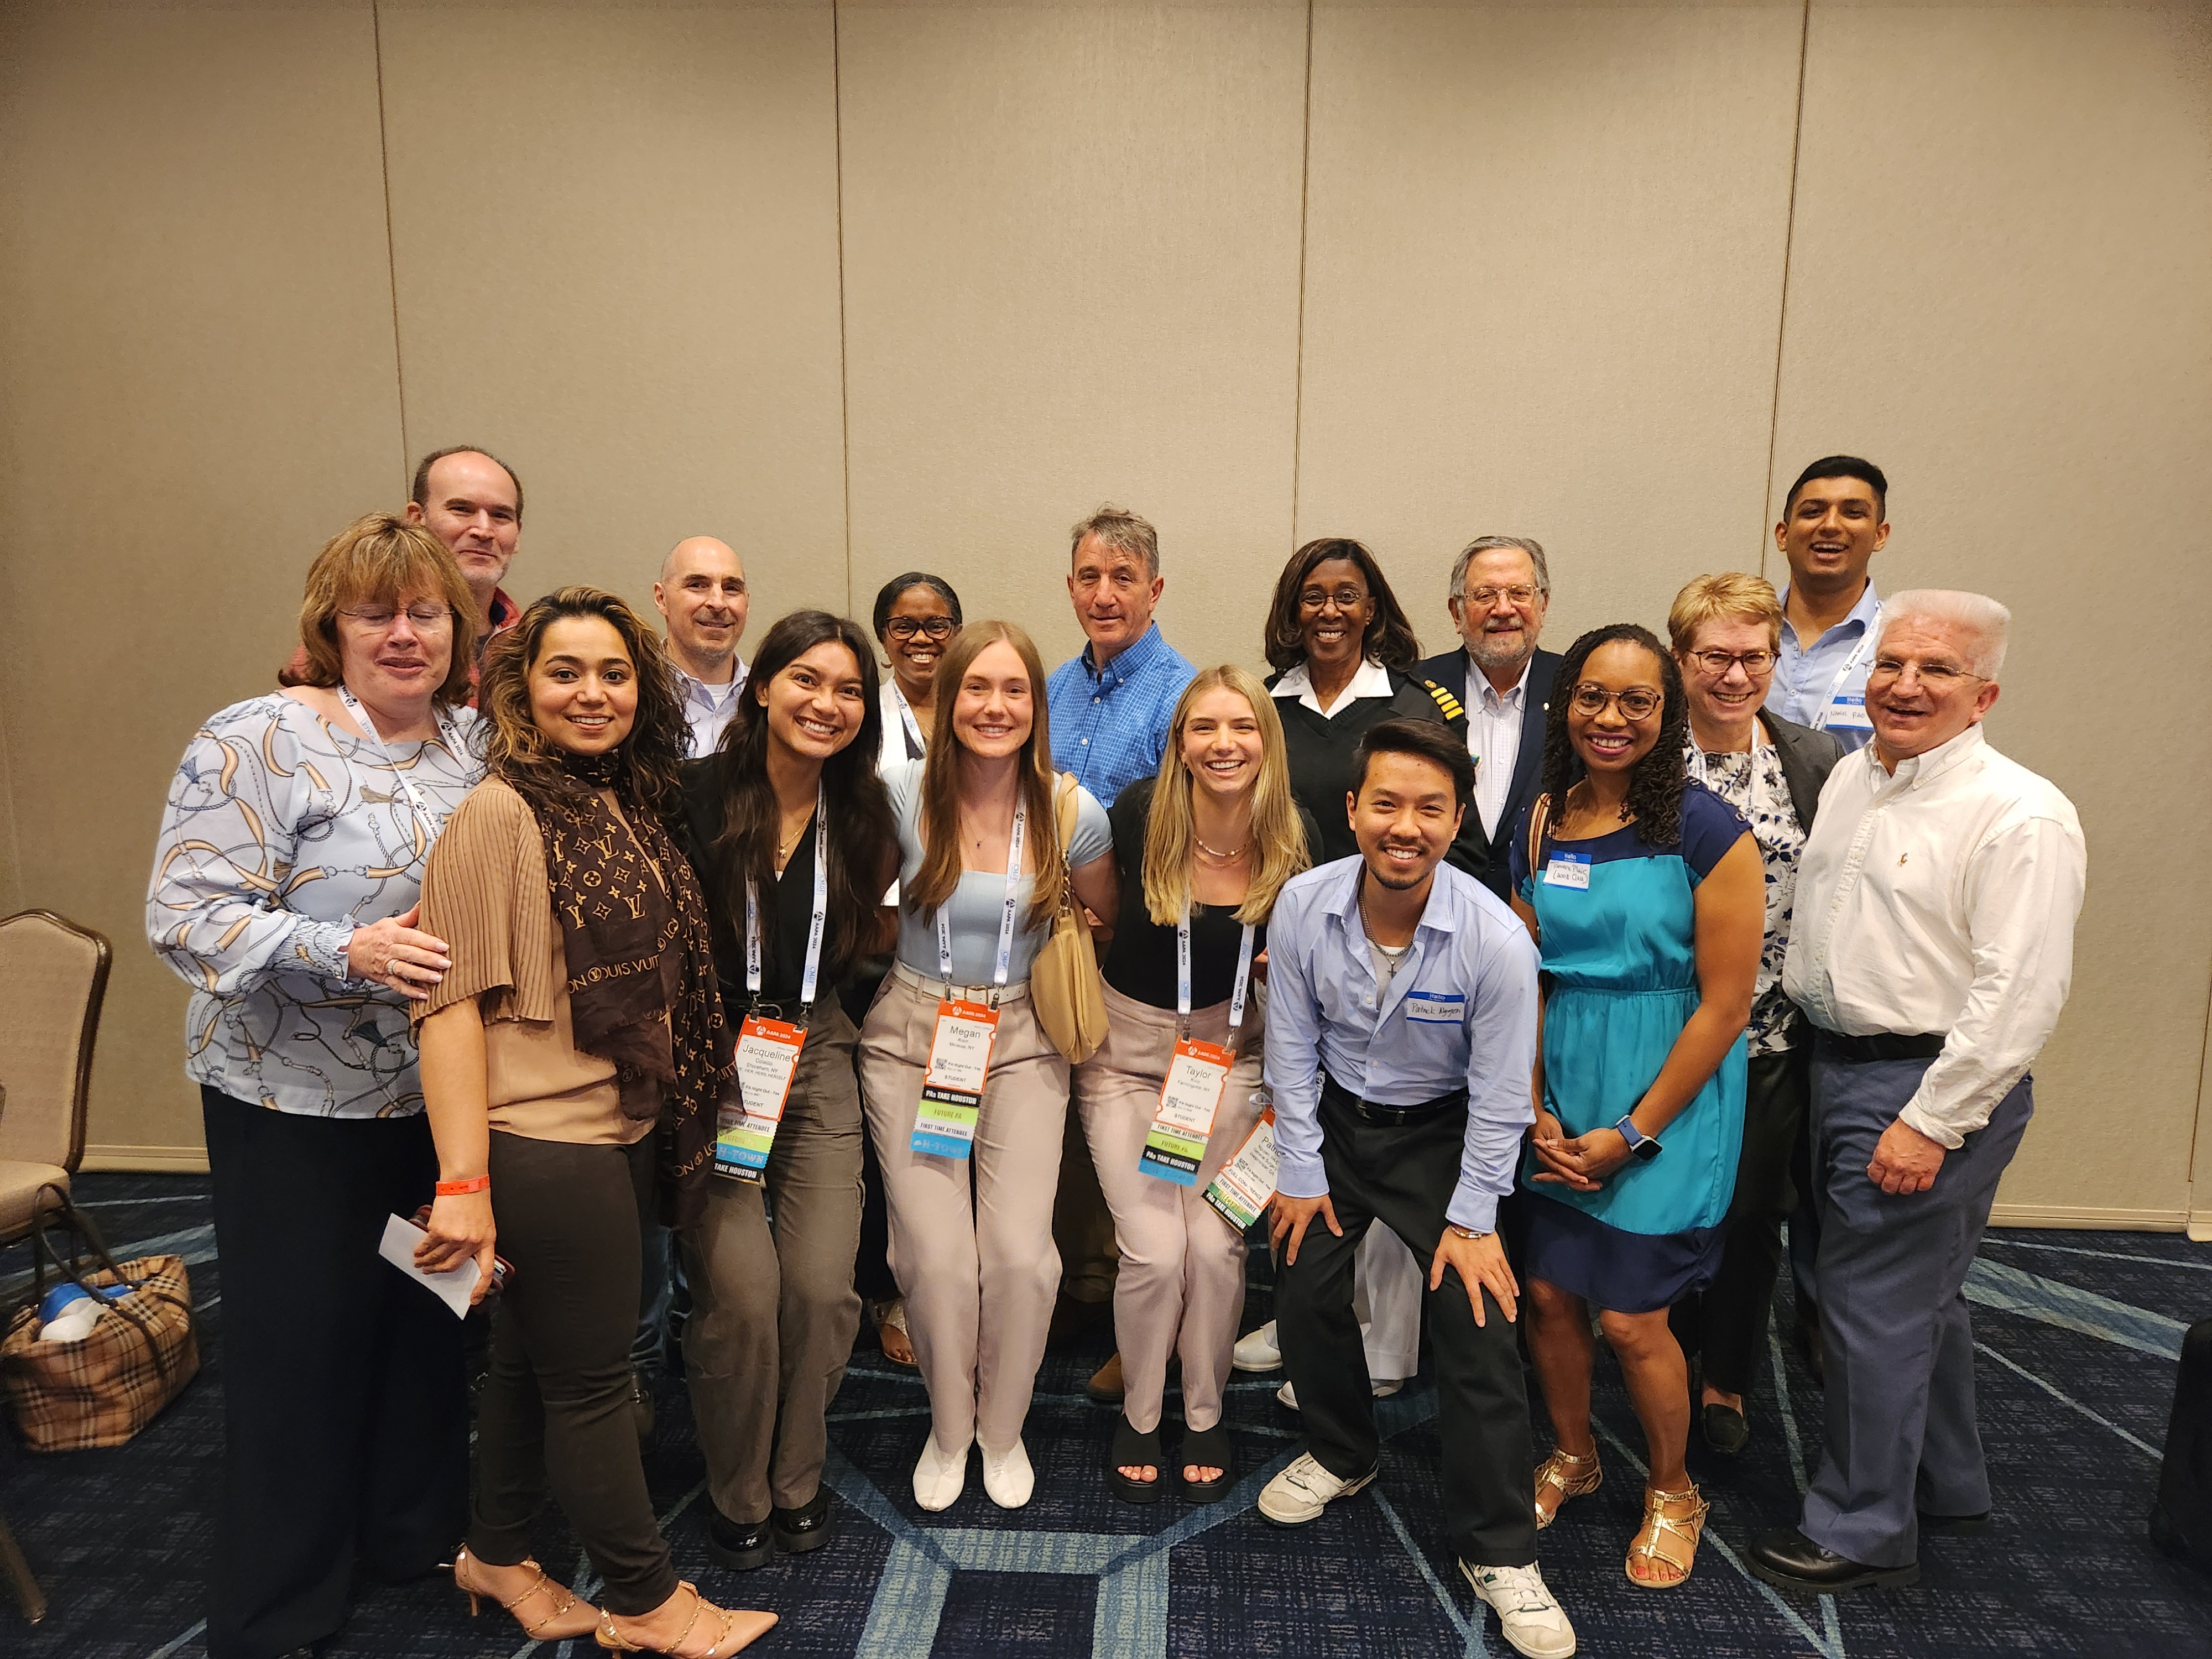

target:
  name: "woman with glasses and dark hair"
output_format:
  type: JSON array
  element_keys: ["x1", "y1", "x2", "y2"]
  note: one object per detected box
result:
[
  {"x1": 1507, "y1": 623, "x2": 1762, "y2": 1593},
  {"x1": 1661, "y1": 576, "x2": 1845, "y2": 1457}
]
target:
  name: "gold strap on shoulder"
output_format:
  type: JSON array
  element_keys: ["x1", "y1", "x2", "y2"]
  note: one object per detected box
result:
[
  {"x1": 1421, "y1": 677, "x2": 1465, "y2": 722},
  {"x1": 1527, "y1": 791, "x2": 1551, "y2": 877}
]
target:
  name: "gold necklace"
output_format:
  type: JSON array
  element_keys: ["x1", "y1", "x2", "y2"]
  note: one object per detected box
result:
[{"x1": 1193, "y1": 836, "x2": 1248, "y2": 862}]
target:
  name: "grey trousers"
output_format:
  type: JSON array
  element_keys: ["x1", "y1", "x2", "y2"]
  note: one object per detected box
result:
[
  {"x1": 682, "y1": 1000, "x2": 865, "y2": 1523},
  {"x1": 1801, "y1": 1051, "x2": 2033, "y2": 1567}
]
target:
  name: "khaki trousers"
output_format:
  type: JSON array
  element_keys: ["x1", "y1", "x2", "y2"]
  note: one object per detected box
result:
[
  {"x1": 859, "y1": 965, "x2": 1070, "y2": 1455},
  {"x1": 681, "y1": 1000, "x2": 865, "y2": 1523},
  {"x1": 1073, "y1": 980, "x2": 1265, "y2": 1436}
]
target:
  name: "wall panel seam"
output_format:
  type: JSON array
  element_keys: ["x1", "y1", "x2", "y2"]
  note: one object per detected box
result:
[
  {"x1": 371, "y1": 1, "x2": 410, "y2": 481},
  {"x1": 1760, "y1": 0, "x2": 1812, "y2": 577},
  {"x1": 1287, "y1": 0, "x2": 1315, "y2": 548},
  {"x1": 832, "y1": 1, "x2": 854, "y2": 618}
]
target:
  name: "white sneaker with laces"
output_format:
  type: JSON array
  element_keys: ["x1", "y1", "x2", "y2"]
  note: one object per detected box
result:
[
  {"x1": 1233, "y1": 1320, "x2": 1282, "y2": 1372},
  {"x1": 913, "y1": 1434, "x2": 969, "y2": 1511},
  {"x1": 980, "y1": 1438, "x2": 1035, "y2": 1509},
  {"x1": 1460, "y1": 1559, "x2": 1577, "y2": 1658},
  {"x1": 1258, "y1": 1451, "x2": 1376, "y2": 1526}
]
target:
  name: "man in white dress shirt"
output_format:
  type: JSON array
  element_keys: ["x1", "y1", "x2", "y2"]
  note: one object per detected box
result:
[
  {"x1": 1750, "y1": 590, "x2": 2086, "y2": 1595},
  {"x1": 653, "y1": 536, "x2": 751, "y2": 757}
]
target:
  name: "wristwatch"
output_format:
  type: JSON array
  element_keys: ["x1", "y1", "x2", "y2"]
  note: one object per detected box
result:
[{"x1": 1613, "y1": 1114, "x2": 1662, "y2": 1162}]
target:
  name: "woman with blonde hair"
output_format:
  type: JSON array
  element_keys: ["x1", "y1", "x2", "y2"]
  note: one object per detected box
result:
[
  {"x1": 858, "y1": 620, "x2": 1119, "y2": 1512},
  {"x1": 1076, "y1": 667, "x2": 1316, "y2": 1503}
]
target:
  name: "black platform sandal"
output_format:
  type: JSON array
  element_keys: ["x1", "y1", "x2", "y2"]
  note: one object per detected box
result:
[
  {"x1": 773, "y1": 1488, "x2": 833, "y2": 1554},
  {"x1": 1177, "y1": 1422, "x2": 1235, "y2": 1504},
  {"x1": 1108, "y1": 1415, "x2": 1166, "y2": 1505}
]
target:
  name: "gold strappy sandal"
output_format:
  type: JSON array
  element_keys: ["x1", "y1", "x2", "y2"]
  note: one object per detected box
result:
[
  {"x1": 1533, "y1": 1446, "x2": 1603, "y2": 1530},
  {"x1": 1625, "y1": 1483, "x2": 1710, "y2": 1588},
  {"x1": 451, "y1": 1544, "x2": 598, "y2": 1641}
]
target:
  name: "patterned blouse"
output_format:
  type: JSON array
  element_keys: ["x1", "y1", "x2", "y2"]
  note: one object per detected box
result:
[
  {"x1": 147, "y1": 693, "x2": 484, "y2": 1118},
  {"x1": 1686, "y1": 734, "x2": 1805, "y2": 1056}
]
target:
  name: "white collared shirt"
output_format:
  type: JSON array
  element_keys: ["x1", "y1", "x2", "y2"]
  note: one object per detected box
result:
[
  {"x1": 1464, "y1": 653, "x2": 1532, "y2": 839},
  {"x1": 1272, "y1": 656, "x2": 1395, "y2": 718},
  {"x1": 1782, "y1": 724, "x2": 2086, "y2": 1148},
  {"x1": 677, "y1": 659, "x2": 749, "y2": 758}
]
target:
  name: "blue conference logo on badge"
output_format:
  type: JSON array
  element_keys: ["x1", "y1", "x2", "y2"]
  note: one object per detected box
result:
[{"x1": 1404, "y1": 990, "x2": 1464, "y2": 1024}]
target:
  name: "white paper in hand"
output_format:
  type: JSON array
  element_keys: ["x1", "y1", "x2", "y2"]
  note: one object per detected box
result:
[{"x1": 378, "y1": 1212, "x2": 479, "y2": 1319}]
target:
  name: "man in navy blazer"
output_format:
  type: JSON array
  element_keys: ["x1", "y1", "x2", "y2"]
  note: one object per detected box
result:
[{"x1": 1417, "y1": 536, "x2": 1562, "y2": 902}]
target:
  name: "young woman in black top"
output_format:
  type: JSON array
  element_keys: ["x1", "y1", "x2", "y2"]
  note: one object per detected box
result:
[{"x1": 1073, "y1": 666, "x2": 1316, "y2": 1502}]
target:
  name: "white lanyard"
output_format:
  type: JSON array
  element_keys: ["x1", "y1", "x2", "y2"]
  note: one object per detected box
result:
[
  {"x1": 937, "y1": 805, "x2": 1025, "y2": 997},
  {"x1": 1689, "y1": 718, "x2": 1765, "y2": 826},
  {"x1": 890, "y1": 683, "x2": 928, "y2": 758},
  {"x1": 337, "y1": 684, "x2": 454, "y2": 847},
  {"x1": 1176, "y1": 911, "x2": 1256, "y2": 1041},
  {"x1": 1810, "y1": 601, "x2": 1881, "y2": 732},
  {"x1": 746, "y1": 784, "x2": 830, "y2": 1019}
]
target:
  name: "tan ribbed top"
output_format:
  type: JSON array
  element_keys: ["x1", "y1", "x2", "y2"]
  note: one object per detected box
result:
[{"x1": 414, "y1": 778, "x2": 645, "y2": 1145}]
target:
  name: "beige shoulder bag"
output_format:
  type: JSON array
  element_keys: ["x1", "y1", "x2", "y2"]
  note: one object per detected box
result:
[{"x1": 1029, "y1": 773, "x2": 1108, "y2": 1063}]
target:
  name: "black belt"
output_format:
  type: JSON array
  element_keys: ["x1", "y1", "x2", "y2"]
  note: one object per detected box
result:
[
  {"x1": 1319, "y1": 1072, "x2": 1467, "y2": 1126},
  {"x1": 1814, "y1": 1029, "x2": 1947, "y2": 1065}
]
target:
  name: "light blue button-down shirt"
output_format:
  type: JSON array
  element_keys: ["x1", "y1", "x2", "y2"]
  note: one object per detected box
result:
[
  {"x1": 1046, "y1": 622, "x2": 1196, "y2": 808},
  {"x1": 1767, "y1": 581, "x2": 1880, "y2": 750},
  {"x1": 1263, "y1": 855, "x2": 1541, "y2": 1233}
]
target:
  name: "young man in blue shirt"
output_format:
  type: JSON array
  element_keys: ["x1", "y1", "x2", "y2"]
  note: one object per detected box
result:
[{"x1": 1767, "y1": 455, "x2": 1891, "y2": 752}]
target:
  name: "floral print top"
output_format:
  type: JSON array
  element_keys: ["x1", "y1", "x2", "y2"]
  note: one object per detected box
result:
[{"x1": 1687, "y1": 734, "x2": 1806, "y2": 1056}]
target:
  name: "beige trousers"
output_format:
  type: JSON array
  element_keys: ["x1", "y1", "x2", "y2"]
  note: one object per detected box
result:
[
  {"x1": 1073, "y1": 980, "x2": 1266, "y2": 1436},
  {"x1": 858, "y1": 965, "x2": 1070, "y2": 1456}
]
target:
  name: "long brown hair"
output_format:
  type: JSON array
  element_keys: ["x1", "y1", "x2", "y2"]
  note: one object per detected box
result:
[
  {"x1": 1142, "y1": 666, "x2": 1309, "y2": 926},
  {"x1": 904, "y1": 621, "x2": 1065, "y2": 931},
  {"x1": 477, "y1": 586, "x2": 688, "y2": 821}
]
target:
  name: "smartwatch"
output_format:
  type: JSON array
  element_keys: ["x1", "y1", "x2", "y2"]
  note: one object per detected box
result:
[{"x1": 1613, "y1": 1114, "x2": 1662, "y2": 1162}]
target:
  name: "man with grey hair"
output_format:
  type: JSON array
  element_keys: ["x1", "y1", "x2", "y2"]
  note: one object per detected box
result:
[
  {"x1": 1415, "y1": 536, "x2": 1561, "y2": 902},
  {"x1": 1751, "y1": 589, "x2": 2085, "y2": 1595}
]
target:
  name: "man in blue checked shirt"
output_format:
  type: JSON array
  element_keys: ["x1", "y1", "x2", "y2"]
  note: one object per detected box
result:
[{"x1": 1259, "y1": 718, "x2": 1576, "y2": 1659}]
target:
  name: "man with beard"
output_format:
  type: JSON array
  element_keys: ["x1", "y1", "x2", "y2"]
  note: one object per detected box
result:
[
  {"x1": 1417, "y1": 537, "x2": 1561, "y2": 902},
  {"x1": 653, "y1": 536, "x2": 752, "y2": 757}
]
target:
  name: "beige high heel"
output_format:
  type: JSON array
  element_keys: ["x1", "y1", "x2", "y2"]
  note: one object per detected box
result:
[
  {"x1": 1533, "y1": 1445, "x2": 1603, "y2": 1530},
  {"x1": 451, "y1": 1543, "x2": 599, "y2": 1641},
  {"x1": 594, "y1": 1581, "x2": 778, "y2": 1656}
]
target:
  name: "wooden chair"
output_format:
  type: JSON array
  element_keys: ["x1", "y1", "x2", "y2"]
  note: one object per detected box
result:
[{"x1": 0, "y1": 908, "x2": 112, "y2": 1625}]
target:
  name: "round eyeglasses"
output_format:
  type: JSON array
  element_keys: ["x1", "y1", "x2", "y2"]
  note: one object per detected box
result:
[{"x1": 1567, "y1": 684, "x2": 1662, "y2": 722}]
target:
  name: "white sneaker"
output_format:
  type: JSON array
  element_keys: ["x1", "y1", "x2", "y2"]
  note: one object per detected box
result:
[
  {"x1": 1258, "y1": 1451, "x2": 1376, "y2": 1526},
  {"x1": 1460, "y1": 1560, "x2": 1577, "y2": 1658},
  {"x1": 980, "y1": 1438, "x2": 1035, "y2": 1509},
  {"x1": 912, "y1": 1434, "x2": 969, "y2": 1511},
  {"x1": 1233, "y1": 1320, "x2": 1282, "y2": 1372}
]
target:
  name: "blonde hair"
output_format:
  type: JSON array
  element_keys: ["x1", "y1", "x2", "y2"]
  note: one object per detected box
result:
[
  {"x1": 293, "y1": 514, "x2": 476, "y2": 706},
  {"x1": 905, "y1": 621, "x2": 1065, "y2": 931},
  {"x1": 1667, "y1": 571, "x2": 1783, "y2": 655},
  {"x1": 1142, "y1": 667, "x2": 1309, "y2": 927}
]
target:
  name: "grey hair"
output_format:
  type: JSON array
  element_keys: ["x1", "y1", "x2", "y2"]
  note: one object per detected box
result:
[
  {"x1": 1879, "y1": 588, "x2": 2011, "y2": 678},
  {"x1": 1070, "y1": 504, "x2": 1160, "y2": 580},
  {"x1": 1448, "y1": 535, "x2": 1550, "y2": 603}
]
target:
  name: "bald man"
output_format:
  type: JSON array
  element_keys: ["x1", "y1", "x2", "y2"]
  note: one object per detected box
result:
[{"x1": 654, "y1": 536, "x2": 752, "y2": 757}]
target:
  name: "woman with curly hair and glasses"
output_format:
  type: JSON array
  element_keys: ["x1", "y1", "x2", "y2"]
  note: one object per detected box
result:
[
  {"x1": 411, "y1": 587, "x2": 773, "y2": 1656},
  {"x1": 1505, "y1": 623, "x2": 1761, "y2": 1592}
]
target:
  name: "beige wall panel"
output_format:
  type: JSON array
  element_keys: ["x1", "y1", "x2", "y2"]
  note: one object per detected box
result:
[
  {"x1": 1296, "y1": 0, "x2": 1805, "y2": 658},
  {"x1": 837, "y1": 0, "x2": 1310, "y2": 677},
  {"x1": 1773, "y1": 3, "x2": 2212, "y2": 1223},
  {"x1": 0, "y1": 1, "x2": 404, "y2": 1155},
  {"x1": 378, "y1": 0, "x2": 848, "y2": 627}
]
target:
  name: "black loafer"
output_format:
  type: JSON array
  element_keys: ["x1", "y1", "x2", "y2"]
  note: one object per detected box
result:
[
  {"x1": 1748, "y1": 1527, "x2": 1917, "y2": 1594},
  {"x1": 774, "y1": 1489, "x2": 833, "y2": 1554},
  {"x1": 706, "y1": 1507, "x2": 774, "y2": 1572},
  {"x1": 1917, "y1": 1509, "x2": 1989, "y2": 1537},
  {"x1": 1176, "y1": 1422, "x2": 1235, "y2": 1504},
  {"x1": 1701, "y1": 1400, "x2": 1749, "y2": 1455},
  {"x1": 1108, "y1": 1415, "x2": 1166, "y2": 1505}
]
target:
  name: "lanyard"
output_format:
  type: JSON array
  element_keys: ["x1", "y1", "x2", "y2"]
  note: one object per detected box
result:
[
  {"x1": 337, "y1": 684, "x2": 455, "y2": 848},
  {"x1": 937, "y1": 805, "x2": 1025, "y2": 999},
  {"x1": 1809, "y1": 601, "x2": 1881, "y2": 732},
  {"x1": 890, "y1": 683, "x2": 928, "y2": 759},
  {"x1": 746, "y1": 783, "x2": 830, "y2": 1020},
  {"x1": 1176, "y1": 911, "x2": 1256, "y2": 1041},
  {"x1": 1689, "y1": 718, "x2": 1765, "y2": 827}
]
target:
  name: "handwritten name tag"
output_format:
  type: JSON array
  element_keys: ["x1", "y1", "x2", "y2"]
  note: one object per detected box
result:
[
  {"x1": 1404, "y1": 990, "x2": 1465, "y2": 1024},
  {"x1": 1542, "y1": 853, "x2": 1591, "y2": 890}
]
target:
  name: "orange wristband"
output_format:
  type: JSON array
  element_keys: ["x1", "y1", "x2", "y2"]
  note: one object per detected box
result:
[{"x1": 435, "y1": 1174, "x2": 490, "y2": 1196}]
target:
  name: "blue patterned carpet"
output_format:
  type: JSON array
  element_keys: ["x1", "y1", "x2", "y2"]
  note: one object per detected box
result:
[{"x1": 4, "y1": 1173, "x2": 2210, "y2": 1658}]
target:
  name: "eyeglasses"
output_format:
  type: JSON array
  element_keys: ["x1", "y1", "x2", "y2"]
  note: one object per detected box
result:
[
  {"x1": 1568, "y1": 684, "x2": 1662, "y2": 722},
  {"x1": 885, "y1": 616, "x2": 956, "y2": 641},
  {"x1": 340, "y1": 604, "x2": 452, "y2": 630},
  {"x1": 1460, "y1": 585, "x2": 1541, "y2": 609},
  {"x1": 1298, "y1": 586, "x2": 1370, "y2": 612},
  {"x1": 1866, "y1": 656, "x2": 1987, "y2": 688},
  {"x1": 1686, "y1": 648, "x2": 1776, "y2": 676}
]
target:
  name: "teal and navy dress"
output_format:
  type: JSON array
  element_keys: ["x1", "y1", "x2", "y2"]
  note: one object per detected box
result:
[{"x1": 1510, "y1": 784, "x2": 1750, "y2": 1313}]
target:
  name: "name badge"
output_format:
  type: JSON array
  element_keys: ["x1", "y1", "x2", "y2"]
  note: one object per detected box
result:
[
  {"x1": 1139, "y1": 1036, "x2": 1233, "y2": 1186},
  {"x1": 1404, "y1": 989, "x2": 1465, "y2": 1025},
  {"x1": 714, "y1": 1013, "x2": 806, "y2": 1182},
  {"x1": 912, "y1": 998, "x2": 999, "y2": 1159},
  {"x1": 1825, "y1": 692, "x2": 1872, "y2": 730},
  {"x1": 1542, "y1": 853, "x2": 1591, "y2": 890},
  {"x1": 1203, "y1": 1095, "x2": 1277, "y2": 1233}
]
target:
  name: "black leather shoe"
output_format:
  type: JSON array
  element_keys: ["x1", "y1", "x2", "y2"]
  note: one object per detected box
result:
[
  {"x1": 1701, "y1": 1400, "x2": 1749, "y2": 1455},
  {"x1": 706, "y1": 1507, "x2": 774, "y2": 1572},
  {"x1": 1917, "y1": 1509, "x2": 1990, "y2": 1537},
  {"x1": 773, "y1": 1489, "x2": 834, "y2": 1554},
  {"x1": 1749, "y1": 1527, "x2": 1917, "y2": 1594}
]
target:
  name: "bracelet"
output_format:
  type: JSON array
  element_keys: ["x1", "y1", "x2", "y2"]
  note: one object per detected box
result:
[
  {"x1": 1448, "y1": 1225, "x2": 1491, "y2": 1242},
  {"x1": 435, "y1": 1174, "x2": 490, "y2": 1196}
]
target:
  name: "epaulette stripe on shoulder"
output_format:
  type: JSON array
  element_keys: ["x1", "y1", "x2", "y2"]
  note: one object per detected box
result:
[{"x1": 1422, "y1": 679, "x2": 1464, "y2": 721}]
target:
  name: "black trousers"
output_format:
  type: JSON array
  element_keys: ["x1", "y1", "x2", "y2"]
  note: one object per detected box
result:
[
  {"x1": 471, "y1": 1131, "x2": 679, "y2": 1616},
  {"x1": 1671, "y1": 1047, "x2": 1809, "y2": 1395},
  {"x1": 1276, "y1": 1093, "x2": 1537, "y2": 1566},
  {"x1": 201, "y1": 1088, "x2": 468, "y2": 1659}
]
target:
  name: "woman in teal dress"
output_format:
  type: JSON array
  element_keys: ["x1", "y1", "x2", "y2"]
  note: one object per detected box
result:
[{"x1": 1506, "y1": 623, "x2": 1762, "y2": 1591}]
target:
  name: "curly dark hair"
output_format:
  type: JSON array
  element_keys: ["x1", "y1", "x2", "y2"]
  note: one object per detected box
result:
[
  {"x1": 1261, "y1": 538, "x2": 1423, "y2": 674},
  {"x1": 1536, "y1": 623, "x2": 1689, "y2": 851},
  {"x1": 477, "y1": 586, "x2": 688, "y2": 821}
]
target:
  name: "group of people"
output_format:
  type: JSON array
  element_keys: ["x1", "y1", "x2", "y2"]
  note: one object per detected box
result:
[{"x1": 146, "y1": 445, "x2": 2086, "y2": 1659}]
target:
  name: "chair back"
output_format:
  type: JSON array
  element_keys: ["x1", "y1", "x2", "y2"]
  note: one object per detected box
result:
[{"x1": 0, "y1": 911, "x2": 110, "y2": 1170}]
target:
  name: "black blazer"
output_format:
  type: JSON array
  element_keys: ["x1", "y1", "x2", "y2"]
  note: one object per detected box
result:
[
  {"x1": 1415, "y1": 645, "x2": 1563, "y2": 903},
  {"x1": 1759, "y1": 708, "x2": 1847, "y2": 831}
]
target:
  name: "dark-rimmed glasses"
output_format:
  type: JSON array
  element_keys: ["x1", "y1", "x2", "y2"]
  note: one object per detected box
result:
[
  {"x1": 885, "y1": 616, "x2": 956, "y2": 642},
  {"x1": 1568, "y1": 684, "x2": 1662, "y2": 722}
]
